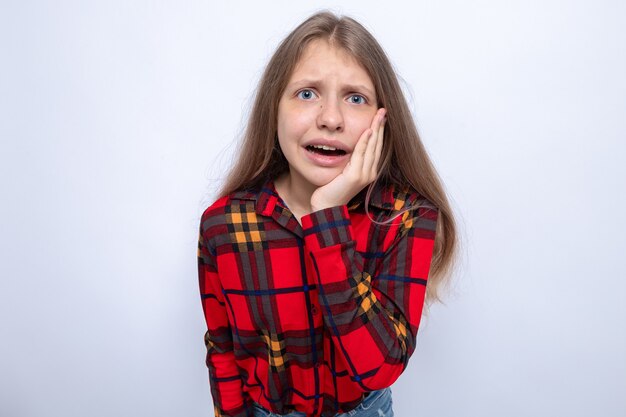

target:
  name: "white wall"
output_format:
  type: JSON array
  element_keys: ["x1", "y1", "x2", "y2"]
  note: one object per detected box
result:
[{"x1": 1, "y1": 1, "x2": 624, "y2": 416}]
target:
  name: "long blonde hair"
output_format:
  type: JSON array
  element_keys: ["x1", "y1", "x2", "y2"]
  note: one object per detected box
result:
[{"x1": 218, "y1": 11, "x2": 458, "y2": 305}]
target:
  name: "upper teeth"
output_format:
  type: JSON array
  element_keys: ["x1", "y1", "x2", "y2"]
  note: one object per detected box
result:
[{"x1": 311, "y1": 145, "x2": 338, "y2": 151}]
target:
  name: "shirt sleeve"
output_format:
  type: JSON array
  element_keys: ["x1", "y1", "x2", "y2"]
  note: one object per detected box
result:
[
  {"x1": 301, "y1": 203, "x2": 437, "y2": 391},
  {"x1": 198, "y1": 223, "x2": 250, "y2": 417}
]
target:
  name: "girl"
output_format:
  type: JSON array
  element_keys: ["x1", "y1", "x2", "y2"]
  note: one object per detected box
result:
[{"x1": 198, "y1": 11, "x2": 457, "y2": 417}]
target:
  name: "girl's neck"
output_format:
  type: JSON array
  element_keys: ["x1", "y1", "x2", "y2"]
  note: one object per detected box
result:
[{"x1": 274, "y1": 172, "x2": 316, "y2": 218}]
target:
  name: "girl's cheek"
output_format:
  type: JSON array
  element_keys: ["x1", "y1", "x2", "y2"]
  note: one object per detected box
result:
[
  {"x1": 296, "y1": 110, "x2": 317, "y2": 130},
  {"x1": 353, "y1": 112, "x2": 376, "y2": 133}
]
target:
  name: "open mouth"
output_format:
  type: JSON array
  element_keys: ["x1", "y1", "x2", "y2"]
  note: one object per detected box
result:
[{"x1": 305, "y1": 144, "x2": 347, "y2": 157}]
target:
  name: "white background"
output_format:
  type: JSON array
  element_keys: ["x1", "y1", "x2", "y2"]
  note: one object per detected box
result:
[{"x1": 1, "y1": 1, "x2": 625, "y2": 416}]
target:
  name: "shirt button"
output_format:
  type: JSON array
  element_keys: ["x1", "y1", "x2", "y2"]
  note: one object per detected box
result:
[
  {"x1": 315, "y1": 362, "x2": 321, "y2": 368},
  {"x1": 311, "y1": 306, "x2": 318, "y2": 315}
]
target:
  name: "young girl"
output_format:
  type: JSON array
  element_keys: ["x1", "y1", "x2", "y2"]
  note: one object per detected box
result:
[{"x1": 198, "y1": 11, "x2": 457, "y2": 417}]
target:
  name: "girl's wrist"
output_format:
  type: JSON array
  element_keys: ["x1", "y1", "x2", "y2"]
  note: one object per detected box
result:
[{"x1": 310, "y1": 201, "x2": 347, "y2": 213}]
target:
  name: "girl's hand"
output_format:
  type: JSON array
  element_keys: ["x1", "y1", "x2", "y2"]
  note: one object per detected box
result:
[{"x1": 310, "y1": 108, "x2": 387, "y2": 212}]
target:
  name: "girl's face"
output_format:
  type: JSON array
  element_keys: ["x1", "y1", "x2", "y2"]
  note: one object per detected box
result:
[{"x1": 276, "y1": 39, "x2": 378, "y2": 192}]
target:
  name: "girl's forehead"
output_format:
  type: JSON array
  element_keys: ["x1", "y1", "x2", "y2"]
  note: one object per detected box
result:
[{"x1": 290, "y1": 39, "x2": 371, "y2": 82}]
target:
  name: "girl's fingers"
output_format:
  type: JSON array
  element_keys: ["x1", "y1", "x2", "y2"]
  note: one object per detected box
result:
[
  {"x1": 348, "y1": 108, "x2": 385, "y2": 183},
  {"x1": 362, "y1": 112, "x2": 382, "y2": 175},
  {"x1": 349, "y1": 127, "x2": 372, "y2": 172},
  {"x1": 373, "y1": 116, "x2": 385, "y2": 174}
]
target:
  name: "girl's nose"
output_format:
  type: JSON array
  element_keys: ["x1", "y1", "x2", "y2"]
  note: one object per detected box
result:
[{"x1": 316, "y1": 99, "x2": 344, "y2": 132}]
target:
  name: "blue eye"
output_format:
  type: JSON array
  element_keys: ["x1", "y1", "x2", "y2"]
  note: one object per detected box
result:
[
  {"x1": 349, "y1": 94, "x2": 366, "y2": 104},
  {"x1": 297, "y1": 89, "x2": 316, "y2": 100}
]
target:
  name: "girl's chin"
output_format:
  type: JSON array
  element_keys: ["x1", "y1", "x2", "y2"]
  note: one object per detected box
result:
[
  {"x1": 305, "y1": 171, "x2": 342, "y2": 187},
  {"x1": 286, "y1": 166, "x2": 345, "y2": 189}
]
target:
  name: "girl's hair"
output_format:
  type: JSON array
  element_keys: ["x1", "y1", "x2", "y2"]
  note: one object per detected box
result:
[{"x1": 218, "y1": 11, "x2": 458, "y2": 305}]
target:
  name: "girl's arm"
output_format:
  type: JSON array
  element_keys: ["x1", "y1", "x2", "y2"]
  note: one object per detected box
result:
[
  {"x1": 301, "y1": 200, "x2": 437, "y2": 391},
  {"x1": 198, "y1": 230, "x2": 249, "y2": 417}
]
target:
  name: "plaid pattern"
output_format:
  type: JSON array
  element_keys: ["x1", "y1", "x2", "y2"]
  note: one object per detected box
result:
[{"x1": 198, "y1": 179, "x2": 438, "y2": 417}]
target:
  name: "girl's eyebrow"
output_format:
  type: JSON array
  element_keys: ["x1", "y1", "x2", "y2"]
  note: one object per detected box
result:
[{"x1": 288, "y1": 79, "x2": 376, "y2": 98}]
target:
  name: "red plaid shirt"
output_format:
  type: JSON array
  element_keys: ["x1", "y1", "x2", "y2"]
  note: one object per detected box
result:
[{"x1": 197, "y1": 179, "x2": 437, "y2": 417}]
